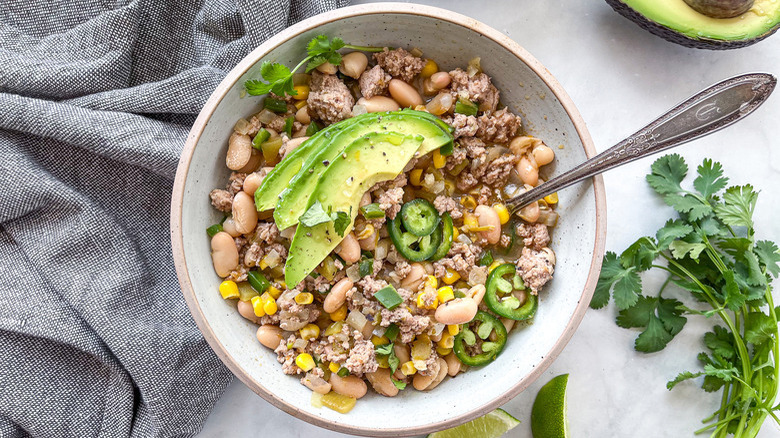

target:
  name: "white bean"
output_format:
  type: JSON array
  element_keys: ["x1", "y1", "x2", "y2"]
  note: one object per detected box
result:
[
  {"x1": 475, "y1": 205, "x2": 501, "y2": 245},
  {"x1": 501, "y1": 317, "x2": 516, "y2": 333},
  {"x1": 509, "y1": 136, "x2": 541, "y2": 155},
  {"x1": 302, "y1": 373, "x2": 332, "y2": 395},
  {"x1": 425, "y1": 92, "x2": 453, "y2": 116},
  {"x1": 338, "y1": 52, "x2": 368, "y2": 79},
  {"x1": 237, "y1": 300, "x2": 261, "y2": 324},
  {"x1": 519, "y1": 201, "x2": 540, "y2": 223},
  {"x1": 533, "y1": 144, "x2": 555, "y2": 166},
  {"x1": 330, "y1": 374, "x2": 367, "y2": 399},
  {"x1": 242, "y1": 172, "x2": 264, "y2": 196},
  {"x1": 335, "y1": 232, "x2": 361, "y2": 264},
  {"x1": 357, "y1": 96, "x2": 401, "y2": 113},
  {"x1": 517, "y1": 154, "x2": 539, "y2": 186},
  {"x1": 400, "y1": 263, "x2": 426, "y2": 291},
  {"x1": 394, "y1": 344, "x2": 411, "y2": 364},
  {"x1": 359, "y1": 192, "x2": 372, "y2": 208},
  {"x1": 324, "y1": 278, "x2": 353, "y2": 313},
  {"x1": 211, "y1": 231, "x2": 238, "y2": 277},
  {"x1": 237, "y1": 149, "x2": 262, "y2": 173},
  {"x1": 226, "y1": 132, "x2": 252, "y2": 170},
  {"x1": 412, "y1": 368, "x2": 437, "y2": 391},
  {"x1": 366, "y1": 368, "x2": 399, "y2": 397},
  {"x1": 283, "y1": 136, "x2": 309, "y2": 157},
  {"x1": 232, "y1": 191, "x2": 258, "y2": 234},
  {"x1": 316, "y1": 61, "x2": 338, "y2": 75},
  {"x1": 430, "y1": 72, "x2": 451, "y2": 90},
  {"x1": 444, "y1": 352, "x2": 461, "y2": 376},
  {"x1": 256, "y1": 325, "x2": 283, "y2": 349},
  {"x1": 435, "y1": 298, "x2": 478, "y2": 325},
  {"x1": 295, "y1": 106, "x2": 311, "y2": 124},
  {"x1": 221, "y1": 217, "x2": 241, "y2": 237},
  {"x1": 388, "y1": 79, "x2": 423, "y2": 108},
  {"x1": 426, "y1": 357, "x2": 449, "y2": 390},
  {"x1": 358, "y1": 230, "x2": 377, "y2": 251},
  {"x1": 467, "y1": 284, "x2": 487, "y2": 304}
]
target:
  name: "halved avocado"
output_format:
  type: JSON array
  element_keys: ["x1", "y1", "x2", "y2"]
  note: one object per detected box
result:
[
  {"x1": 606, "y1": 0, "x2": 780, "y2": 49},
  {"x1": 284, "y1": 132, "x2": 423, "y2": 287},
  {"x1": 273, "y1": 112, "x2": 453, "y2": 230}
]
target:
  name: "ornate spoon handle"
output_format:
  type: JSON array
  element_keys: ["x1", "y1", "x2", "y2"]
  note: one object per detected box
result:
[{"x1": 506, "y1": 73, "x2": 776, "y2": 213}]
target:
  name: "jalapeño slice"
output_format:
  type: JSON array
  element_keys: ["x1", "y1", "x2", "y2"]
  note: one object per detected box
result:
[
  {"x1": 484, "y1": 263, "x2": 538, "y2": 321},
  {"x1": 453, "y1": 310, "x2": 507, "y2": 366},
  {"x1": 387, "y1": 215, "x2": 442, "y2": 262},
  {"x1": 400, "y1": 198, "x2": 440, "y2": 237},
  {"x1": 429, "y1": 212, "x2": 454, "y2": 261}
]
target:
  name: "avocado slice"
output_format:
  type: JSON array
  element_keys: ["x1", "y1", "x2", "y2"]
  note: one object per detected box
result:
[
  {"x1": 606, "y1": 0, "x2": 780, "y2": 49},
  {"x1": 254, "y1": 110, "x2": 452, "y2": 214},
  {"x1": 273, "y1": 112, "x2": 453, "y2": 230},
  {"x1": 284, "y1": 132, "x2": 423, "y2": 287}
]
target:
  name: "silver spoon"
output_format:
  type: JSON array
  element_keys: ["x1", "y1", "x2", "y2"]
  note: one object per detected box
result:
[{"x1": 506, "y1": 73, "x2": 777, "y2": 213}]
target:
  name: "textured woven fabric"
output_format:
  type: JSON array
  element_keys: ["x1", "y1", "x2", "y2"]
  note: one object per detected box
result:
[{"x1": 0, "y1": 0, "x2": 348, "y2": 436}]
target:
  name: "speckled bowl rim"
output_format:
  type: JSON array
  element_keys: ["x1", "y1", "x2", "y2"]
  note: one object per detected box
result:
[{"x1": 170, "y1": 3, "x2": 607, "y2": 436}]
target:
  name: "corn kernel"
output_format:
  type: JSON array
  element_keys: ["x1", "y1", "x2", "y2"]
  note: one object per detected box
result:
[
  {"x1": 250, "y1": 295, "x2": 266, "y2": 317},
  {"x1": 544, "y1": 192, "x2": 559, "y2": 204},
  {"x1": 329, "y1": 362, "x2": 340, "y2": 373},
  {"x1": 295, "y1": 353, "x2": 315, "y2": 371},
  {"x1": 433, "y1": 150, "x2": 446, "y2": 169},
  {"x1": 263, "y1": 297, "x2": 278, "y2": 315},
  {"x1": 295, "y1": 292, "x2": 314, "y2": 305},
  {"x1": 493, "y1": 204, "x2": 510, "y2": 225},
  {"x1": 463, "y1": 212, "x2": 478, "y2": 231},
  {"x1": 447, "y1": 324, "x2": 460, "y2": 336},
  {"x1": 437, "y1": 286, "x2": 455, "y2": 303},
  {"x1": 219, "y1": 280, "x2": 240, "y2": 299},
  {"x1": 420, "y1": 59, "x2": 438, "y2": 78},
  {"x1": 258, "y1": 256, "x2": 269, "y2": 270},
  {"x1": 371, "y1": 335, "x2": 389, "y2": 346},
  {"x1": 401, "y1": 361, "x2": 417, "y2": 376},
  {"x1": 330, "y1": 304, "x2": 347, "y2": 321},
  {"x1": 277, "y1": 281, "x2": 287, "y2": 290},
  {"x1": 460, "y1": 195, "x2": 477, "y2": 210},
  {"x1": 300, "y1": 323, "x2": 320, "y2": 340},
  {"x1": 442, "y1": 269, "x2": 461, "y2": 285},
  {"x1": 356, "y1": 224, "x2": 374, "y2": 240},
  {"x1": 292, "y1": 85, "x2": 310, "y2": 100},
  {"x1": 267, "y1": 285, "x2": 282, "y2": 299},
  {"x1": 436, "y1": 347, "x2": 452, "y2": 356},
  {"x1": 414, "y1": 104, "x2": 428, "y2": 112},
  {"x1": 424, "y1": 275, "x2": 438, "y2": 289},
  {"x1": 488, "y1": 260, "x2": 503, "y2": 273},
  {"x1": 294, "y1": 100, "x2": 307, "y2": 110},
  {"x1": 415, "y1": 292, "x2": 438, "y2": 310},
  {"x1": 410, "y1": 169, "x2": 423, "y2": 186},
  {"x1": 438, "y1": 332, "x2": 455, "y2": 349},
  {"x1": 452, "y1": 226, "x2": 459, "y2": 240}
]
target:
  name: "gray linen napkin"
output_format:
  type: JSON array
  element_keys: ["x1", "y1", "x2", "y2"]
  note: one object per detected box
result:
[{"x1": 0, "y1": 0, "x2": 348, "y2": 436}]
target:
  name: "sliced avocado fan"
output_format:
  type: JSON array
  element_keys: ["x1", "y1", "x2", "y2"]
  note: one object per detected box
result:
[
  {"x1": 606, "y1": 0, "x2": 780, "y2": 49},
  {"x1": 284, "y1": 132, "x2": 423, "y2": 287},
  {"x1": 273, "y1": 112, "x2": 453, "y2": 230}
]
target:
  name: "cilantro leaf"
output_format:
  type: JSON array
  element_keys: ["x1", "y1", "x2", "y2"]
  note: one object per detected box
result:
[
  {"x1": 669, "y1": 240, "x2": 706, "y2": 260},
  {"x1": 620, "y1": 237, "x2": 658, "y2": 271},
  {"x1": 592, "y1": 252, "x2": 642, "y2": 310},
  {"x1": 754, "y1": 240, "x2": 780, "y2": 277},
  {"x1": 656, "y1": 219, "x2": 693, "y2": 250},
  {"x1": 299, "y1": 201, "x2": 333, "y2": 228},
  {"x1": 744, "y1": 312, "x2": 775, "y2": 347},
  {"x1": 694, "y1": 158, "x2": 729, "y2": 199},
  {"x1": 304, "y1": 36, "x2": 345, "y2": 72},
  {"x1": 375, "y1": 343, "x2": 393, "y2": 355},
  {"x1": 375, "y1": 342, "x2": 399, "y2": 373},
  {"x1": 245, "y1": 61, "x2": 297, "y2": 96},
  {"x1": 616, "y1": 295, "x2": 656, "y2": 328},
  {"x1": 722, "y1": 270, "x2": 746, "y2": 311},
  {"x1": 667, "y1": 370, "x2": 703, "y2": 390},
  {"x1": 703, "y1": 363, "x2": 738, "y2": 382},
  {"x1": 646, "y1": 154, "x2": 687, "y2": 195},
  {"x1": 392, "y1": 378, "x2": 407, "y2": 390},
  {"x1": 656, "y1": 297, "x2": 686, "y2": 336},
  {"x1": 331, "y1": 209, "x2": 351, "y2": 237},
  {"x1": 714, "y1": 185, "x2": 757, "y2": 229},
  {"x1": 635, "y1": 315, "x2": 674, "y2": 353},
  {"x1": 663, "y1": 193, "x2": 712, "y2": 221},
  {"x1": 704, "y1": 326, "x2": 735, "y2": 360}
]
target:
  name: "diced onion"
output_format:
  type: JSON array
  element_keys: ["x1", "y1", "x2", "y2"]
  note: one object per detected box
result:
[
  {"x1": 346, "y1": 264, "x2": 360, "y2": 282},
  {"x1": 280, "y1": 225, "x2": 296, "y2": 240},
  {"x1": 375, "y1": 239, "x2": 389, "y2": 260},
  {"x1": 538, "y1": 209, "x2": 559, "y2": 227},
  {"x1": 352, "y1": 104, "x2": 368, "y2": 116},
  {"x1": 456, "y1": 234, "x2": 472, "y2": 245},
  {"x1": 233, "y1": 118, "x2": 252, "y2": 135},
  {"x1": 346, "y1": 311, "x2": 368, "y2": 331},
  {"x1": 257, "y1": 109, "x2": 276, "y2": 124},
  {"x1": 431, "y1": 323, "x2": 445, "y2": 337},
  {"x1": 264, "y1": 249, "x2": 281, "y2": 268},
  {"x1": 293, "y1": 338, "x2": 308, "y2": 350},
  {"x1": 467, "y1": 57, "x2": 482, "y2": 77},
  {"x1": 410, "y1": 47, "x2": 423, "y2": 57}
]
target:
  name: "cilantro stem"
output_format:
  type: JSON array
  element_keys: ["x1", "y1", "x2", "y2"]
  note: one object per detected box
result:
[{"x1": 343, "y1": 43, "x2": 387, "y2": 52}]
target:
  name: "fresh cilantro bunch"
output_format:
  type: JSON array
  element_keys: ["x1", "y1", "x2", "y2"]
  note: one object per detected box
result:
[
  {"x1": 245, "y1": 35, "x2": 383, "y2": 97},
  {"x1": 593, "y1": 154, "x2": 780, "y2": 438}
]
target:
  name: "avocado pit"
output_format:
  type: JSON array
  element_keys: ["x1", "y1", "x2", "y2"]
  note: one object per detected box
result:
[{"x1": 683, "y1": 0, "x2": 754, "y2": 18}]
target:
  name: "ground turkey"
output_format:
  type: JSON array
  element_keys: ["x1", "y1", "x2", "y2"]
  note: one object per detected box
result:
[
  {"x1": 433, "y1": 195, "x2": 463, "y2": 219},
  {"x1": 376, "y1": 187, "x2": 404, "y2": 219},
  {"x1": 344, "y1": 339, "x2": 379, "y2": 376},
  {"x1": 516, "y1": 247, "x2": 555, "y2": 293},
  {"x1": 476, "y1": 108, "x2": 522, "y2": 144},
  {"x1": 373, "y1": 48, "x2": 425, "y2": 82},
  {"x1": 449, "y1": 68, "x2": 500, "y2": 112},
  {"x1": 443, "y1": 114, "x2": 478, "y2": 139},
  {"x1": 516, "y1": 223, "x2": 550, "y2": 251},
  {"x1": 359, "y1": 65, "x2": 392, "y2": 99},
  {"x1": 481, "y1": 154, "x2": 519, "y2": 187},
  {"x1": 380, "y1": 307, "x2": 430, "y2": 343},
  {"x1": 307, "y1": 71, "x2": 354, "y2": 125}
]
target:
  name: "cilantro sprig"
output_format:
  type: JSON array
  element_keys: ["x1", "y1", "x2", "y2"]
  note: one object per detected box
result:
[
  {"x1": 245, "y1": 35, "x2": 384, "y2": 97},
  {"x1": 299, "y1": 200, "x2": 351, "y2": 237},
  {"x1": 593, "y1": 154, "x2": 780, "y2": 437}
]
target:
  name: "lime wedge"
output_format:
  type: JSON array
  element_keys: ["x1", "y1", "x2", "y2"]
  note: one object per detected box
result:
[
  {"x1": 531, "y1": 374, "x2": 570, "y2": 438},
  {"x1": 427, "y1": 409, "x2": 520, "y2": 438}
]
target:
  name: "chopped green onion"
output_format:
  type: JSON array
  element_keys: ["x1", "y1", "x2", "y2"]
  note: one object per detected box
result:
[
  {"x1": 359, "y1": 203, "x2": 385, "y2": 219},
  {"x1": 284, "y1": 116, "x2": 294, "y2": 137},
  {"x1": 206, "y1": 223, "x2": 223, "y2": 237},
  {"x1": 359, "y1": 256, "x2": 374, "y2": 278},
  {"x1": 252, "y1": 128, "x2": 270, "y2": 149},
  {"x1": 247, "y1": 270, "x2": 270, "y2": 293},
  {"x1": 374, "y1": 285, "x2": 403, "y2": 310},
  {"x1": 384, "y1": 324, "x2": 400, "y2": 342},
  {"x1": 454, "y1": 98, "x2": 478, "y2": 116},
  {"x1": 337, "y1": 367, "x2": 350, "y2": 377},
  {"x1": 478, "y1": 250, "x2": 494, "y2": 267},
  {"x1": 264, "y1": 97, "x2": 288, "y2": 113},
  {"x1": 305, "y1": 121, "x2": 320, "y2": 137}
]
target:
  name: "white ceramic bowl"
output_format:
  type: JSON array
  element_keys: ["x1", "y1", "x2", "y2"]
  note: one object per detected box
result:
[{"x1": 171, "y1": 3, "x2": 606, "y2": 436}]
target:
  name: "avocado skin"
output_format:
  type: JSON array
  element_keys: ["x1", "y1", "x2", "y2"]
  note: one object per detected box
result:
[{"x1": 606, "y1": 0, "x2": 780, "y2": 49}]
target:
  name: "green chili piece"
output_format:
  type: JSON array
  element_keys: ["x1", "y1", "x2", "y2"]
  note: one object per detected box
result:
[
  {"x1": 252, "y1": 128, "x2": 271, "y2": 149},
  {"x1": 374, "y1": 285, "x2": 403, "y2": 310},
  {"x1": 454, "y1": 98, "x2": 478, "y2": 116},
  {"x1": 283, "y1": 116, "x2": 294, "y2": 137},
  {"x1": 305, "y1": 121, "x2": 320, "y2": 137},
  {"x1": 384, "y1": 324, "x2": 400, "y2": 342},
  {"x1": 478, "y1": 250, "x2": 494, "y2": 267},
  {"x1": 359, "y1": 256, "x2": 374, "y2": 278},
  {"x1": 430, "y1": 213, "x2": 454, "y2": 262},
  {"x1": 247, "y1": 270, "x2": 270, "y2": 293},
  {"x1": 206, "y1": 223, "x2": 223, "y2": 237},
  {"x1": 360, "y1": 203, "x2": 385, "y2": 219},
  {"x1": 264, "y1": 97, "x2": 288, "y2": 113},
  {"x1": 337, "y1": 367, "x2": 350, "y2": 377},
  {"x1": 387, "y1": 215, "x2": 442, "y2": 262}
]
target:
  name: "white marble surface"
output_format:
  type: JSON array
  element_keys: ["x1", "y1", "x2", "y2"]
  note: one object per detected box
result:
[{"x1": 198, "y1": 1, "x2": 780, "y2": 437}]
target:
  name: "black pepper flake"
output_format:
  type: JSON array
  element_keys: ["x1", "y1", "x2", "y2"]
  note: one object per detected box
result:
[{"x1": 323, "y1": 160, "x2": 330, "y2": 166}]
